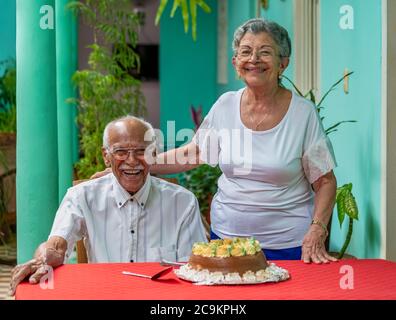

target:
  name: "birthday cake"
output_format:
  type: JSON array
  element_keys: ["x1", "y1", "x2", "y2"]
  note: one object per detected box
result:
[{"x1": 174, "y1": 237, "x2": 290, "y2": 285}]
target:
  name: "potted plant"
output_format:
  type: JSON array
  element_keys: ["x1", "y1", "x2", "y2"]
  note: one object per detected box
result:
[
  {"x1": 282, "y1": 73, "x2": 359, "y2": 259},
  {"x1": 0, "y1": 59, "x2": 17, "y2": 251},
  {"x1": 67, "y1": 0, "x2": 146, "y2": 179}
]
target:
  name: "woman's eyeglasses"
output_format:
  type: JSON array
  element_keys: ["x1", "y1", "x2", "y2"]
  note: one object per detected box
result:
[{"x1": 237, "y1": 48, "x2": 279, "y2": 62}]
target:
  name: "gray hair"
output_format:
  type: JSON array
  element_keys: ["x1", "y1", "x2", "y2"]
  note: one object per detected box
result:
[
  {"x1": 232, "y1": 18, "x2": 291, "y2": 58},
  {"x1": 103, "y1": 115, "x2": 157, "y2": 151}
]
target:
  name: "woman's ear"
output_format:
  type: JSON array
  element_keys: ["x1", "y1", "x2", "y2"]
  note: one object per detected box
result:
[
  {"x1": 278, "y1": 57, "x2": 290, "y2": 77},
  {"x1": 232, "y1": 56, "x2": 242, "y2": 79}
]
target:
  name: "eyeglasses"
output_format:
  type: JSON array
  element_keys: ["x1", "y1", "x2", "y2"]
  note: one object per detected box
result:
[
  {"x1": 236, "y1": 48, "x2": 279, "y2": 62},
  {"x1": 108, "y1": 147, "x2": 146, "y2": 160}
]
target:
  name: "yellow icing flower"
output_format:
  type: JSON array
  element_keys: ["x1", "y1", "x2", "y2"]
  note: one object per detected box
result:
[
  {"x1": 201, "y1": 246, "x2": 215, "y2": 257},
  {"x1": 244, "y1": 244, "x2": 257, "y2": 255},
  {"x1": 210, "y1": 239, "x2": 224, "y2": 246},
  {"x1": 230, "y1": 244, "x2": 246, "y2": 257},
  {"x1": 192, "y1": 242, "x2": 207, "y2": 255},
  {"x1": 216, "y1": 245, "x2": 231, "y2": 258}
]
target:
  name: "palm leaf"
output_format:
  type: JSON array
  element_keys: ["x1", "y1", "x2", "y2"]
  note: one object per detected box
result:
[
  {"x1": 155, "y1": 0, "x2": 169, "y2": 25},
  {"x1": 180, "y1": 0, "x2": 189, "y2": 33},
  {"x1": 190, "y1": 0, "x2": 197, "y2": 40},
  {"x1": 197, "y1": 0, "x2": 211, "y2": 13},
  {"x1": 170, "y1": 0, "x2": 181, "y2": 18}
]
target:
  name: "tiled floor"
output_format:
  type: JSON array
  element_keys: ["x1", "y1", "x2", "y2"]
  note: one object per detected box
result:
[
  {"x1": 0, "y1": 243, "x2": 16, "y2": 300},
  {"x1": 0, "y1": 264, "x2": 13, "y2": 299}
]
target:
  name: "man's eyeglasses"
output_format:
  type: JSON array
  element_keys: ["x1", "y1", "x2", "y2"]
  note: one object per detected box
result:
[
  {"x1": 108, "y1": 148, "x2": 146, "y2": 160},
  {"x1": 236, "y1": 48, "x2": 279, "y2": 62}
]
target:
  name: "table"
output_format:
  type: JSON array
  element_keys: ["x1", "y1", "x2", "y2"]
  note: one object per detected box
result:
[{"x1": 15, "y1": 259, "x2": 396, "y2": 300}]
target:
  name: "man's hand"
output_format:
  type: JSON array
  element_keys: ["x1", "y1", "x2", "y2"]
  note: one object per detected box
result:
[
  {"x1": 90, "y1": 167, "x2": 112, "y2": 179},
  {"x1": 9, "y1": 238, "x2": 66, "y2": 296},
  {"x1": 301, "y1": 224, "x2": 338, "y2": 264}
]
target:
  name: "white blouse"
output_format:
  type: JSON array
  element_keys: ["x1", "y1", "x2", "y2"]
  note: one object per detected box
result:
[{"x1": 193, "y1": 88, "x2": 337, "y2": 250}]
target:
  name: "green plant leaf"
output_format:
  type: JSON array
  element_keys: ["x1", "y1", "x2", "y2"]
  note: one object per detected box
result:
[
  {"x1": 180, "y1": 0, "x2": 189, "y2": 33},
  {"x1": 325, "y1": 120, "x2": 357, "y2": 135},
  {"x1": 170, "y1": 0, "x2": 181, "y2": 17},
  {"x1": 336, "y1": 183, "x2": 359, "y2": 228},
  {"x1": 317, "y1": 71, "x2": 354, "y2": 108},
  {"x1": 336, "y1": 188, "x2": 346, "y2": 227},
  {"x1": 280, "y1": 75, "x2": 304, "y2": 96},
  {"x1": 155, "y1": 0, "x2": 169, "y2": 25},
  {"x1": 190, "y1": 0, "x2": 197, "y2": 40},
  {"x1": 197, "y1": 0, "x2": 211, "y2": 13}
]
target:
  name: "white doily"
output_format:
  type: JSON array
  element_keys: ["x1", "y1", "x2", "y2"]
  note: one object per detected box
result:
[{"x1": 174, "y1": 262, "x2": 290, "y2": 286}]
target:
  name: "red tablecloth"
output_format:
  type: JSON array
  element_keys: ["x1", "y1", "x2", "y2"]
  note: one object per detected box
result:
[{"x1": 15, "y1": 259, "x2": 396, "y2": 300}]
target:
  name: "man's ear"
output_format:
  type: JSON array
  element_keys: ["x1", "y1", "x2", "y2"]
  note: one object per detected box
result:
[{"x1": 102, "y1": 147, "x2": 111, "y2": 167}]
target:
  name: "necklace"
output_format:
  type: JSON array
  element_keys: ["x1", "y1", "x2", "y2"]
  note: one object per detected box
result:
[{"x1": 247, "y1": 107, "x2": 267, "y2": 131}]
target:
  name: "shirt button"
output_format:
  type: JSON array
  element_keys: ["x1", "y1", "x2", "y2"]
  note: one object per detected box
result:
[
  {"x1": 130, "y1": 259, "x2": 134, "y2": 263},
  {"x1": 118, "y1": 202, "x2": 122, "y2": 206},
  {"x1": 131, "y1": 230, "x2": 135, "y2": 234}
]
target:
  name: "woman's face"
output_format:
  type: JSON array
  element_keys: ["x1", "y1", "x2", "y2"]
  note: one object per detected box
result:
[{"x1": 232, "y1": 32, "x2": 289, "y2": 88}]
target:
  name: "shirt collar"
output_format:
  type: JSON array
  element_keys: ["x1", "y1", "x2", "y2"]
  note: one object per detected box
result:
[{"x1": 112, "y1": 173, "x2": 152, "y2": 209}]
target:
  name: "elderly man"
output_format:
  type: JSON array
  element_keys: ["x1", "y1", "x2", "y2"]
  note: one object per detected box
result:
[{"x1": 9, "y1": 116, "x2": 207, "y2": 295}]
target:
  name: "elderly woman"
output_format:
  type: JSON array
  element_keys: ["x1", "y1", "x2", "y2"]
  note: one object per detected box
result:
[{"x1": 151, "y1": 18, "x2": 338, "y2": 264}]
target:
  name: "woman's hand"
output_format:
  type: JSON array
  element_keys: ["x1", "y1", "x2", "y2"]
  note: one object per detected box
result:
[
  {"x1": 301, "y1": 224, "x2": 338, "y2": 264},
  {"x1": 90, "y1": 167, "x2": 112, "y2": 179}
]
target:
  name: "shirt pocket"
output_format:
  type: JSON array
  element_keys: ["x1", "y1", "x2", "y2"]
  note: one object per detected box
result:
[{"x1": 146, "y1": 245, "x2": 176, "y2": 262}]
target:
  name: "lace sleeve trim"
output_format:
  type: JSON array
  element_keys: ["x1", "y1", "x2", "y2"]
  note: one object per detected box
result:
[{"x1": 302, "y1": 137, "x2": 337, "y2": 184}]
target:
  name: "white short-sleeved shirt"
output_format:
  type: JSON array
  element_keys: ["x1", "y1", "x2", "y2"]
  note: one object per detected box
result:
[
  {"x1": 49, "y1": 174, "x2": 207, "y2": 262},
  {"x1": 193, "y1": 88, "x2": 337, "y2": 249}
]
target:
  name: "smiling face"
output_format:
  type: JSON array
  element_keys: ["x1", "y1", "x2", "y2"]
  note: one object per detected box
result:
[
  {"x1": 232, "y1": 32, "x2": 289, "y2": 88},
  {"x1": 102, "y1": 119, "x2": 154, "y2": 194}
]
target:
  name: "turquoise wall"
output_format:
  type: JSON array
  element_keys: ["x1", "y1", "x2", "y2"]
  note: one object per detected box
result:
[
  {"x1": 260, "y1": 0, "x2": 295, "y2": 84},
  {"x1": 0, "y1": 0, "x2": 16, "y2": 72},
  {"x1": 216, "y1": 0, "x2": 255, "y2": 95},
  {"x1": 320, "y1": 0, "x2": 382, "y2": 258},
  {"x1": 160, "y1": 0, "x2": 217, "y2": 148}
]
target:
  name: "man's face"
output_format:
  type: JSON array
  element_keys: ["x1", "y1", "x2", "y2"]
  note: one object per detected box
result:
[{"x1": 102, "y1": 121, "x2": 153, "y2": 194}]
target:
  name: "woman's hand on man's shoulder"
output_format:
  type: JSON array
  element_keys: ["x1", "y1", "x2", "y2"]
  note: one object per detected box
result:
[{"x1": 90, "y1": 167, "x2": 112, "y2": 179}]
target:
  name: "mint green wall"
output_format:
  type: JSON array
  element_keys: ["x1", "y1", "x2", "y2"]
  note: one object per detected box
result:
[
  {"x1": 320, "y1": 0, "x2": 382, "y2": 258},
  {"x1": 160, "y1": 0, "x2": 217, "y2": 146},
  {"x1": 0, "y1": 0, "x2": 16, "y2": 71}
]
